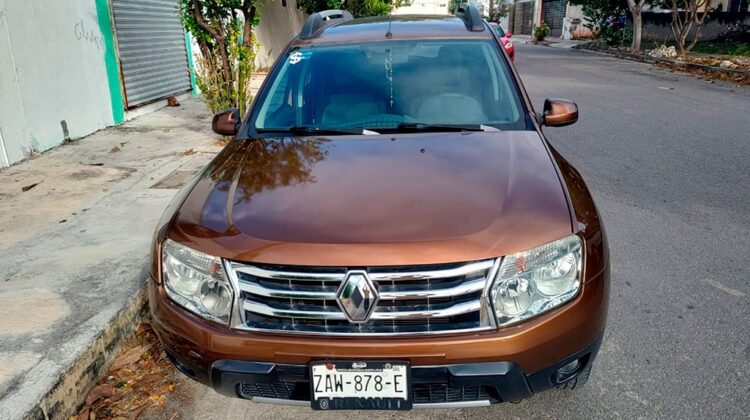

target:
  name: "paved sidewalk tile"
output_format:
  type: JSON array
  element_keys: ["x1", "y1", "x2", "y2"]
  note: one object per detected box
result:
[{"x1": 0, "y1": 97, "x2": 222, "y2": 419}]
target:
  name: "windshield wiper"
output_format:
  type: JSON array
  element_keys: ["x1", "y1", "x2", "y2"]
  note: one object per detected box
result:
[
  {"x1": 257, "y1": 126, "x2": 377, "y2": 136},
  {"x1": 394, "y1": 123, "x2": 497, "y2": 132}
]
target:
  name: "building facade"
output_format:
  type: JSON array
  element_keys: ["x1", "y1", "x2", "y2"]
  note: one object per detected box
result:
[
  {"x1": 393, "y1": 0, "x2": 449, "y2": 15},
  {"x1": 0, "y1": 0, "x2": 196, "y2": 168},
  {"x1": 508, "y1": 0, "x2": 748, "y2": 40}
]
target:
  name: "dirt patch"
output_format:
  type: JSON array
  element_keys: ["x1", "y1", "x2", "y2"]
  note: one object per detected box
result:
[
  {"x1": 0, "y1": 289, "x2": 69, "y2": 336},
  {"x1": 68, "y1": 169, "x2": 107, "y2": 180},
  {"x1": 149, "y1": 170, "x2": 197, "y2": 190},
  {"x1": 577, "y1": 43, "x2": 750, "y2": 85},
  {"x1": 0, "y1": 164, "x2": 135, "y2": 251},
  {"x1": 73, "y1": 324, "x2": 183, "y2": 420}
]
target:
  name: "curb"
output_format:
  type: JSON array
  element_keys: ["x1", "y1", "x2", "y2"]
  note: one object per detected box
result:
[
  {"x1": 24, "y1": 286, "x2": 149, "y2": 420},
  {"x1": 573, "y1": 45, "x2": 750, "y2": 79}
]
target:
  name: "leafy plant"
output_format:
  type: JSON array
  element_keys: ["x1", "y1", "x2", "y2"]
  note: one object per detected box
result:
[
  {"x1": 662, "y1": 0, "x2": 712, "y2": 57},
  {"x1": 299, "y1": 0, "x2": 410, "y2": 17},
  {"x1": 600, "y1": 16, "x2": 632, "y2": 46},
  {"x1": 486, "y1": 0, "x2": 510, "y2": 22},
  {"x1": 449, "y1": 0, "x2": 459, "y2": 14},
  {"x1": 180, "y1": 0, "x2": 260, "y2": 115},
  {"x1": 570, "y1": 0, "x2": 628, "y2": 37},
  {"x1": 534, "y1": 22, "x2": 551, "y2": 42}
]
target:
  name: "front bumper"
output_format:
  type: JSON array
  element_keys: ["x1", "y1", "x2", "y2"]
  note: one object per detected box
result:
[
  {"x1": 165, "y1": 333, "x2": 602, "y2": 408},
  {"x1": 149, "y1": 264, "x2": 608, "y2": 407}
]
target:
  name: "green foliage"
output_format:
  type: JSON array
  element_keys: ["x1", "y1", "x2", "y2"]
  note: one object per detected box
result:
[
  {"x1": 569, "y1": 0, "x2": 627, "y2": 36},
  {"x1": 180, "y1": 0, "x2": 259, "y2": 115},
  {"x1": 486, "y1": 0, "x2": 509, "y2": 22},
  {"x1": 297, "y1": 0, "x2": 341, "y2": 15},
  {"x1": 448, "y1": 0, "x2": 459, "y2": 14},
  {"x1": 299, "y1": 0, "x2": 407, "y2": 17},
  {"x1": 600, "y1": 18, "x2": 632, "y2": 46},
  {"x1": 347, "y1": 0, "x2": 392, "y2": 17},
  {"x1": 533, "y1": 22, "x2": 550, "y2": 41},
  {"x1": 691, "y1": 41, "x2": 750, "y2": 56}
]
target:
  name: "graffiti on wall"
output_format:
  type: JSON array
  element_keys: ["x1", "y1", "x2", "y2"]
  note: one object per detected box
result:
[{"x1": 74, "y1": 18, "x2": 103, "y2": 50}]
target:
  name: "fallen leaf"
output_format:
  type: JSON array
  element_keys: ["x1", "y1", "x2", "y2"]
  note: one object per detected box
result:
[
  {"x1": 76, "y1": 407, "x2": 89, "y2": 420},
  {"x1": 110, "y1": 146, "x2": 121, "y2": 153},
  {"x1": 128, "y1": 404, "x2": 149, "y2": 420},
  {"x1": 111, "y1": 345, "x2": 147, "y2": 370},
  {"x1": 85, "y1": 384, "x2": 115, "y2": 406},
  {"x1": 178, "y1": 148, "x2": 195, "y2": 156},
  {"x1": 21, "y1": 182, "x2": 40, "y2": 192}
]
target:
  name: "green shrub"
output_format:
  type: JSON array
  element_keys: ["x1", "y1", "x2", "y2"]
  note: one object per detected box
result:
[
  {"x1": 600, "y1": 17, "x2": 632, "y2": 47},
  {"x1": 534, "y1": 23, "x2": 551, "y2": 42}
]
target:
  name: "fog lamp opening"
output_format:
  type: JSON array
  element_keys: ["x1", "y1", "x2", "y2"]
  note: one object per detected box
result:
[{"x1": 552, "y1": 355, "x2": 588, "y2": 384}]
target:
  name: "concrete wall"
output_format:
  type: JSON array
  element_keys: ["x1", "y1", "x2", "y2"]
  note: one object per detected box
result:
[
  {"x1": 255, "y1": 0, "x2": 306, "y2": 70},
  {"x1": 0, "y1": 0, "x2": 114, "y2": 167},
  {"x1": 393, "y1": 0, "x2": 449, "y2": 15},
  {"x1": 563, "y1": 4, "x2": 594, "y2": 39},
  {"x1": 639, "y1": 11, "x2": 750, "y2": 42}
]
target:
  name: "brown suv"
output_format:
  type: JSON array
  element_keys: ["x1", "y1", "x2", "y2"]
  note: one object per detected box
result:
[{"x1": 149, "y1": 6, "x2": 609, "y2": 411}]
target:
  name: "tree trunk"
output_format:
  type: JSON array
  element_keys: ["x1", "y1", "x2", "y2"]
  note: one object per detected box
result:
[
  {"x1": 627, "y1": 0, "x2": 645, "y2": 51},
  {"x1": 631, "y1": 7, "x2": 642, "y2": 51},
  {"x1": 678, "y1": 32, "x2": 688, "y2": 56}
]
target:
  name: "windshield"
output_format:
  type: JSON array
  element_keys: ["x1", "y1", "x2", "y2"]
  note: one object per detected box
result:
[{"x1": 253, "y1": 40, "x2": 525, "y2": 133}]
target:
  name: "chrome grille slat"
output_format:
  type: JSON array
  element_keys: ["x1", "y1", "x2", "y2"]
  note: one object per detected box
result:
[
  {"x1": 229, "y1": 259, "x2": 496, "y2": 335},
  {"x1": 238, "y1": 282, "x2": 338, "y2": 300},
  {"x1": 367, "y1": 260, "x2": 493, "y2": 282},
  {"x1": 237, "y1": 277, "x2": 486, "y2": 301},
  {"x1": 244, "y1": 299, "x2": 482, "y2": 320},
  {"x1": 233, "y1": 265, "x2": 345, "y2": 282}
]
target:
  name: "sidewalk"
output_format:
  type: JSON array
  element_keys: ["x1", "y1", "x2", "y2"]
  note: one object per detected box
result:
[
  {"x1": 0, "y1": 97, "x2": 221, "y2": 419},
  {"x1": 513, "y1": 34, "x2": 583, "y2": 49}
]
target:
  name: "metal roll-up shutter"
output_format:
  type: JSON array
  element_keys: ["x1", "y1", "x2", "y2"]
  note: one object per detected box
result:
[
  {"x1": 112, "y1": 0, "x2": 191, "y2": 108},
  {"x1": 514, "y1": 2, "x2": 534, "y2": 36},
  {"x1": 543, "y1": 0, "x2": 567, "y2": 38}
]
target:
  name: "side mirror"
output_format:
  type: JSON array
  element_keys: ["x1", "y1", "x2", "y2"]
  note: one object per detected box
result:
[
  {"x1": 506, "y1": 32, "x2": 512, "y2": 38},
  {"x1": 542, "y1": 98, "x2": 578, "y2": 127},
  {"x1": 212, "y1": 108, "x2": 241, "y2": 136}
]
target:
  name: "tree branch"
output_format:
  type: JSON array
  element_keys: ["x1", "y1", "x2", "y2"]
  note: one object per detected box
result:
[{"x1": 191, "y1": 0, "x2": 232, "y2": 92}]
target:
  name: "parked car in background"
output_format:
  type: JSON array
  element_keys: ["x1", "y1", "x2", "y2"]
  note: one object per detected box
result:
[
  {"x1": 149, "y1": 5, "x2": 608, "y2": 411},
  {"x1": 488, "y1": 21, "x2": 515, "y2": 61}
]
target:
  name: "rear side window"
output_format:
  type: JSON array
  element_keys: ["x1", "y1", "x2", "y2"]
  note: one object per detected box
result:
[
  {"x1": 253, "y1": 40, "x2": 526, "y2": 132},
  {"x1": 492, "y1": 25, "x2": 506, "y2": 38}
]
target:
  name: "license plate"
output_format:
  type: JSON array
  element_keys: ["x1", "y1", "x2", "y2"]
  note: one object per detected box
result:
[{"x1": 310, "y1": 361, "x2": 411, "y2": 410}]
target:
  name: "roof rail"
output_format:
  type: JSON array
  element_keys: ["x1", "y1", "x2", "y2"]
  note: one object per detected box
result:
[
  {"x1": 455, "y1": 4, "x2": 484, "y2": 32},
  {"x1": 298, "y1": 9, "x2": 354, "y2": 39}
]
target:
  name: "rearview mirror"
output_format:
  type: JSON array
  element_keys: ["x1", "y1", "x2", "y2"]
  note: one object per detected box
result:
[
  {"x1": 506, "y1": 32, "x2": 512, "y2": 38},
  {"x1": 542, "y1": 98, "x2": 578, "y2": 127},
  {"x1": 212, "y1": 108, "x2": 241, "y2": 136}
]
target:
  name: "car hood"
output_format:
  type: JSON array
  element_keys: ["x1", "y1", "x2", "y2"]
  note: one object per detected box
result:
[{"x1": 170, "y1": 131, "x2": 572, "y2": 266}]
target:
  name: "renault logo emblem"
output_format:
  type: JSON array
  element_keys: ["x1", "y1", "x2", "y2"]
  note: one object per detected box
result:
[{"x1": 337, "y1": 271, "x2": 379, "y2": 323}]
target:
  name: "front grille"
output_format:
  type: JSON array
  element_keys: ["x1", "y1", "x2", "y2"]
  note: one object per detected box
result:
[
  {"x1": 238, "y1": 381, "x2": 500, "y2": 404},
  {"x1": 228, "y1": 259, "x2": 496, "y2": 335},
  {"x1": 412, "y1": 383, "x2": 500, "y2": 404},
  {"x1": 239, "y1": 381, "x2": 303, "y2": 400}
]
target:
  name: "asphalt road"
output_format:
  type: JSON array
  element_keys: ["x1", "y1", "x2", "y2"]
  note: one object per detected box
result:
[{"x1": 161, "y1": 44, "x2": 750, "y2": 419}]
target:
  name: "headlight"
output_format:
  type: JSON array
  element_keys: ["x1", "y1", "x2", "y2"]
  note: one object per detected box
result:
[
  {"x1": 162, "y1": 239, "x2": 234, "y2": 324},
  {"x1": 490, "y1": 235, "x2": 582, "y2": 326}
]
